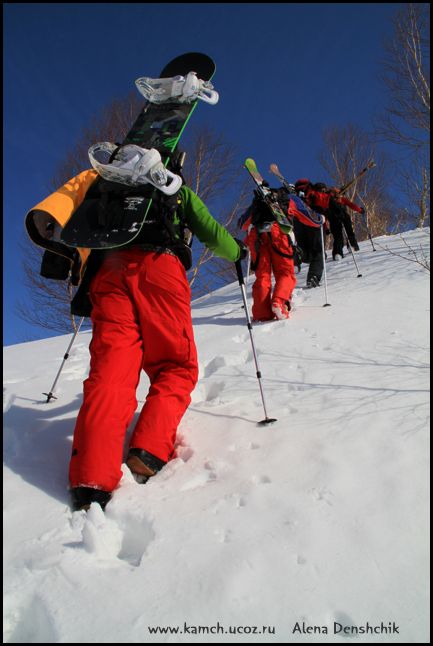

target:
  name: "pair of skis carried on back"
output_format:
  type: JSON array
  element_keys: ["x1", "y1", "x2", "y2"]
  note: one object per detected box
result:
[{"x1": 243, "y1": 158, "x2": 293, "y2": 234}]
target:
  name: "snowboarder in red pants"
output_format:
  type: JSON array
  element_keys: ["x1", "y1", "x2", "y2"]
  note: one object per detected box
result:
[
  {"x1": 240, "y1": 192, "x2": 296, "y2": 321},
  {"x1": 245, "y1": 223, "x2": 296, "y2": 320},
  {"x1": 26, "y1": 169, "x2": 246, "y2": 511}
]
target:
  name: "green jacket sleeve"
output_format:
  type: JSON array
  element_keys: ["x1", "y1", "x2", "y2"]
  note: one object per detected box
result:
[{"x1": 179, "y1": 186, "x2": 240, "y2": 262}]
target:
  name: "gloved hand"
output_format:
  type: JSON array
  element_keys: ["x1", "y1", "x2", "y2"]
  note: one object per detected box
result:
[{"x1": 234, "y1": 238, "x2": 249, "y2": 261}]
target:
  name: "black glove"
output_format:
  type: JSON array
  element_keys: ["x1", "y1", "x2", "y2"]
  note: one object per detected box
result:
[{"x1": 234, "y1": 238, "x2": 248, "y2": 261}]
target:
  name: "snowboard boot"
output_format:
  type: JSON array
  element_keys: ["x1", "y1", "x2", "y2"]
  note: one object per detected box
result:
[
  {"x1": 126, "y1": 448, "x2": 167, "y2": 484},
  {"x1": 306, "y1": 275, "x2": 321, "y2": 288},
  {"x1": 70, "y1": 486, "x2": 112, "y2": 512}
]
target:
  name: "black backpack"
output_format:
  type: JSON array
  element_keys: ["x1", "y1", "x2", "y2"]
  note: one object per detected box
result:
[{"x1": 249, "y1": 193, "x2": 278, "y2": 230}]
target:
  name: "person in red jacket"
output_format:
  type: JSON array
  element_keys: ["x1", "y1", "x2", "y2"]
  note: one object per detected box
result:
[
  {"x1": 327, "y1": 186, "x2": 363, "y2": 254},
  {"x1": 239, "y1": 190, "x2": 296, "y2": 321},
  {"x1": 294, "y1": 179, "x2": 363, "y2": 260}
]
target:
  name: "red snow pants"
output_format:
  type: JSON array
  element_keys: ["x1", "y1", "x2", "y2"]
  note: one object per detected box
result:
[
  {"x1": 245, "y1": 223, "x2": 297, "y2": 320},
  {"x1": 69, "y1": 248, "x2": 199, "y2": 492}
]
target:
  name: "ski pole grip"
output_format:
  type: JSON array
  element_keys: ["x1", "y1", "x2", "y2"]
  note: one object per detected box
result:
[{"x1": 235, "y1": 260, "x2": 245, "y2": 286}]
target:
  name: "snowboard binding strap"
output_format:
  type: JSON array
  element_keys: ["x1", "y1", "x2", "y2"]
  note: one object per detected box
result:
[
  {"x1": 135, "y1": 71, "x2": 219, "y2": 105},
  {"x1": 88, "y1": 142, "x2": 182, "y2": 195}
]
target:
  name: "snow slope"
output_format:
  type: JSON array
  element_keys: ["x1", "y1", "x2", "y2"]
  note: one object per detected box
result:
[{"x1": 3, "y1": 229, "x2": 430, "y2": 644}]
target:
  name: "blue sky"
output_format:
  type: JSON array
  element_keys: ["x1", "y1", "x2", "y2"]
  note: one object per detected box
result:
[{"x1": 4, "y1": 2, "x2": 402, "y2": 345}]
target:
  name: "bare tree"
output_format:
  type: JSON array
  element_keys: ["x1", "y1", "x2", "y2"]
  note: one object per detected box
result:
[
  {"x1": 181, "y1": 126, "x2": 250, "y2": 297},
  {"x1": 375, "y1": 3, "x2": 430, "y2": 228},
  {"x1": 397, "y1": 157, "x2": 430, "y2": 229},
  {"x1": 18, "y1": 95, "x2": 246, "y2": 334},
  {"x1": 183, "y1": 126, "x2": 239, "y2": 201},
  {"x1": 188, "y1": 181, "x2": 250, "y2": 297},
  {"x1": 16, "y1": 240, "x2": 82, "y2": 333},
  {"x1": 319, "y1": 124, "x2": 396, "y2": 239},
  {"x1": 50, "y1": 91, "x2": 143, "y2": 189},
  {"x1": 377, "y1": 3, "x2": 430, "y2": 150},
  {"x1": 374, "y1": 232, "x2": 430, "y2": 272}
]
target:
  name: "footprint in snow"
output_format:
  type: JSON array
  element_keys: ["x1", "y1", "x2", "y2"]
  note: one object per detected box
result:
[
  {"x1": 179, "y1": 465, "x2": 217, "y2": 491},
  {"x1": 309, "y1": 487, "x2": 334, "y2": 506},
  {"x1": 204, "y1": 351, "x2": 250, "y2": 378},
  {"x1": 204, "y1": 381, "x2": 226, "y2": 402},
  {"x1": 214, "y1": 528, "x2": 233, "y2": 543},
  {"x1": 204, "y1": 355, "x2": 228, "y2": 377},
  {"x1": 4, "y1": 593, "x2": 58, "y2": 643},
  {"x1": 78, "y1": 489, "x2": 156, "y2": 568},
  {"x1": 251, "y1": 475, "x2": 272, "y2": 485},
  {"x1": 235, "y1": 495, "x2": 247, "y2": 508},
  {"x1": 232, "y1": 333, "x2": 248, "y2": 344},
  {"x1": 115, "y1": 513, "x2": 156, "y2": 567},
  {"x1": 80, "y1": 503, "x2": 123, "y2": 561}
]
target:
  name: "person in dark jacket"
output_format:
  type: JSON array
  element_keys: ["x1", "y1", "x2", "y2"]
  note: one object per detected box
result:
[
  {"x1": 327, "y1": 186, "x2": 363, "y2": 254},
  {"x1": 279, "y1": 184, "x2": 325, "y2": 288},
  {"x1": 294, "y1": 179, "x2": 363, "y2": 260}
]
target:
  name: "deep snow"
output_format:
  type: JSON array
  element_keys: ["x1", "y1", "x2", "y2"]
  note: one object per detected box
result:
[{"x1": 3, "y1": 229, "x2": 430, "y2": 643}]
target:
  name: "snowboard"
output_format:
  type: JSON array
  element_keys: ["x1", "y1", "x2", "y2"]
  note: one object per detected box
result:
[
  {"x1": 244, "y1": 158, "x2": 293, "y2": 234},
  {"x1": 61, "y1": 52, "x2": 216, "y2": 249}
]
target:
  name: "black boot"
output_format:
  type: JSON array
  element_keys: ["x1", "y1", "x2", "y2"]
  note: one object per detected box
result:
[
  {"x1": 70, "y1": 486, "x2": 112, "y2": 512},
  {"x1": 306, "y1": 275, "x2": 321, "y2": 288},
  {"x1": 126, "y1": 448, "x2": 167, "y2": 484}
]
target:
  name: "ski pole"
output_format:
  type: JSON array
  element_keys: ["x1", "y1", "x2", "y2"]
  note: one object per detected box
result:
[
  {"x1": 235, "y1": 260, "x2": 277, "y2": 426},
  {"x1": 345, "y1": 236, "x2": 363, "y2": 278},
  {"x1": 320, "y1": 222, "x2": 331, "y2": 307},
  {"x1": 246, "y1": 251, "x2": 252, "y2": 286},
  {"x1": 43, "y1": 317, "x2": 85, "y2": 403},
  {"x1": 364, "y1": 209, "x2": 376, "y2": 251},
  {"x1": 240, "y1": 252, "x2": 251, "y2": 312}
]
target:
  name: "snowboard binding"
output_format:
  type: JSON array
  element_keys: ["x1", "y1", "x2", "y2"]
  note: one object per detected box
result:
[
  {"x1": 88, "y1": 142, "x2": 183, "y2": 195},
  {"x1": 135, "y1": 71, "x2": 219, "y2": 105}
]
